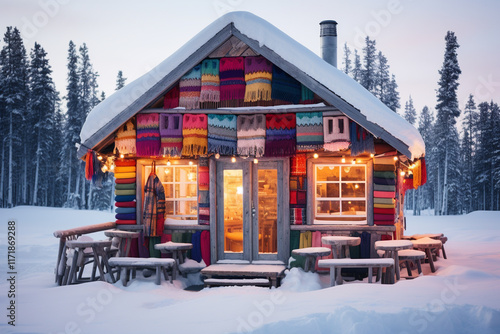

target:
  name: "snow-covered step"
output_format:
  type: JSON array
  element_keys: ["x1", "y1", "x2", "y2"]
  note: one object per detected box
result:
[{"x1": 204, "y1": 278, "x2": 270, "y2": 288}]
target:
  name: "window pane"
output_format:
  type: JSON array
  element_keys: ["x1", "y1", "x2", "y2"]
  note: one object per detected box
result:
[
  {"x1": 316, "y1": 165, "x2": 339, "y2": 181},
  {"x1": 341, "y1": 183, "x2": 365, "y2": 198},
  {"x1": 316, "y1": 200, "x2": 340, "y2": 215},
  {"x1": 224, "y1": 169, "x2": 243, "y2": 253},
  {"x1": 175, "y1": 184, "x2": 197, "y2": 199},
  {"x1": 316, "y1": 183, "x2": 340, "y2": 198},
  {"x1": 175, "y1": 166, "x2": 197, "y2": 182},
  {"x1": 159, "y1": 167, "x2": 173, "y2": 182},
  {"x1": 164, "y1": 184, "x2": 174, "y2": 198},
  {"x1": 341, "y1": 200, "x2": 366, "y2": 214},
  {"x1": 165, "y1": 201, "x2": 174, "y2": 215},
  {"x1": 175, "y1": 201, "x2": 198, "y2": 216},
  {"x1": 258, "y1": 169, "x2": 277, "y2": 254},
  {"x1": 341, "y1": 166, "x2": 365, "y2": 181}
]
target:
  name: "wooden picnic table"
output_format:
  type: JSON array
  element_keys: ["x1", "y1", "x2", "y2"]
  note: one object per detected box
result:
[
  {"x1": 65, "y1": 239, "x2": 114, "y2": 285},
  {"x1": 375, "y1": 240, "x2": 413, "y2": 282}
]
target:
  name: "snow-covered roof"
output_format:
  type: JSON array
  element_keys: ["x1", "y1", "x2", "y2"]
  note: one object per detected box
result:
[{"x1": 79, "y1": 11, "x2": 424, "y2": 160}]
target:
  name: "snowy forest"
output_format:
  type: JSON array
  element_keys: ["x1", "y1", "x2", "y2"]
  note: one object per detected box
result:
[{"x1": 0, "y1": 26, "x2": 498, "y2": 215}]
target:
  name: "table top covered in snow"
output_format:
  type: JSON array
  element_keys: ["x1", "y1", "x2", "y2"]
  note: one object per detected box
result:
[
  {"x1": 374, "y1": 240, "x2": 413, "y2": 251},
  {"x1": 321, "y1": 236, "x2": 361, "y2": 247}
]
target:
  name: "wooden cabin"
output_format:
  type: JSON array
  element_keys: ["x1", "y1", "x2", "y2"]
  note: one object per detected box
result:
[{"x1": 78, "y1": 12, "x2": 425, "y2": 275}]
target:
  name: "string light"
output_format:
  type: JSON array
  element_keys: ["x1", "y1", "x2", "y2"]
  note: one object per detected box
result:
[
  {"x1": 370, "y1": 153, "x2": 374, "y2": 158},
  {"x1": 231, "y1": 156, "x2": 236, "y2": 163},
  {"x1": 341, "y1": 156, "x2": 346, "y2": 163},
  {"x1": 189, "y1": 161, "x2": 193, "y2": 166},
  {"x1": 352, "y1": 159, "x2": 356, "y2": 165},
  {"x1": 313, "y1": 153, "x2": 319, "y2": 159},
  {"x1": 393, "y1": 156, "x2": 398, "y2": 161},
  {"x1": 120, "y1": 154, "x2": 124, "y2": 159},
  {"x1": 253, "y1": 158, "x2": 259, "y2": 164},
  {"x1": 167, "y1": 160, "x2": 171, "y2": 166},
  {"x1": 215, "y1": 153, "x2": 220, "y2": 159},
  {"x1": 97, "y1": 155, "x2": 103, "y2": 161},
  {"x1": 400, "y1": 171, "x2": 406, "y2": 176}
]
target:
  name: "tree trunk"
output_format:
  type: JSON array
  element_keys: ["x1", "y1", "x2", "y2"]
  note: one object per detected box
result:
[
  {"x1": 74, "y1": 162, "x2": 80, "y2": 209},
  {"x1": 1, "y1": 138, "x2": 5, "y2": 206},
  {"x1": 436, "y1": 165, "x2": 441, "y2": 215},
  {"x1": 66, "y1": 148, "x2": 72, "y2": 205},
  {"x1": 87, "y1": 182, "x2": 93, "y2": 210},
  {"x1": 32, "y1": 138, "x2": 41, "y2": 205},
  {"x1": 22, "y1": 143, "x2": 28, "y2": 204},
  {"x1": 7, "y1": 110, "x2": 13, "y2": 208},
  {"x1": 81, "y1": 164, "x2": 86, "y2": 209},
  {"x1": 441, "y1": 151, "x2": 448, "y2": 216}
]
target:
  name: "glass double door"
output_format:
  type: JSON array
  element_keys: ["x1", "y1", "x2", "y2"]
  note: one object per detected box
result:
[{"x1": 217, "y1": 160, "x2": 283, "y2": 262}]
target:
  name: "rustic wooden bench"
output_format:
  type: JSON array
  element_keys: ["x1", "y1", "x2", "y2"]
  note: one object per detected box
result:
[
  {"x1": 318, "y1": 258, "x2": 395, "y2": 286},
  {"x1": 108, "y1": 257, "x2": 176, "y2": 286}
]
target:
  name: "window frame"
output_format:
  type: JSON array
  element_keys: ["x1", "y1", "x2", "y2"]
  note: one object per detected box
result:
[
  {"x1": 314, "y1": 163, "x2": 367, "y2": 218},
  {"x1": 144, "y1": 163, "x2": 198, "y2": 220}
]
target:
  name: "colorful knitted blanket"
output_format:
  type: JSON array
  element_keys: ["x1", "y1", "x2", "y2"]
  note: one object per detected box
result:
[
  {"x1": 237, "y1": 114, "x2": 266, "y2": 157},
  {"x1": 291, "y1": 154, "x2": 307, "y2": 176},
  {"x1": 265, "y1": 113, "x2": 296, "y2": 157},
  {"x1": 114, "y1": 119, "x2": 136, "y2": 155},
  {"x1": 244, "y1": 56, "x2": 272, "y2": 102},
  {"x1": 179, "y1": 64, "x2": 201, "y2": 109},
  {"x1": 207, "y1": 114, "x2": 237, "y2": 155},
  {"x1": 182, "y1": 114, "x2": 207, "y2": 156},
  {"x1": 136, "y1": 113, "x2": 160, "y2": 157},
  {"x1": 163, "y1": 85, "x2": 179, "y2": 109},
  {"x1": 159, "y1": 113, "x2": 183, "y2": 157},
  {"x1": 323, "y1": 116, "x2": 350, "y2": 152},
  {"x1": 271, "y1": 65, "x2": 301, "y2": 104},
  {"x1": 296, "y1": 112, "x2": 323, "y2": 152},
  {"x1": 200, "y1": 59, "x2": 220, "y2": 103},
  {"x1": 219, "y1": 57, "x2": 245, "y2": 101},
  {"x1": 300, "y1": 85, "x2": 315, "y2": 104},
  {"x1": 350, "y1": 121, "x2": 375, "y2": 156},
  {"x1": 198, "y1": 157, "x2": 210, "y2": 225}
]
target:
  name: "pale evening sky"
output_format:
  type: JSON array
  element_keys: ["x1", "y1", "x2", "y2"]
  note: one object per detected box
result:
[{"x1": 2, "y1": 0, "x2": 499, "y2": 128}]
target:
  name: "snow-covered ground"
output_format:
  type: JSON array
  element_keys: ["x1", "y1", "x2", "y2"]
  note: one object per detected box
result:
[{"x1": 1, "y1": 206, "x2": 499, "y2": 334}]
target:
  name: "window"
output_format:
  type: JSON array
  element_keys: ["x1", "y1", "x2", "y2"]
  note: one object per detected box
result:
[
  {"x1": 144, "y1": 164, "x2": 198, "y2": 220},
  {"x1": 314, "y1": 164, "x2": 366, "y2": 222}
]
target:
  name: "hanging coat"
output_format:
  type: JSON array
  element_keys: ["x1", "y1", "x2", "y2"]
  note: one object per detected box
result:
[{"x1": 142, "y1": 172, "x2": 165, "y2": 237}]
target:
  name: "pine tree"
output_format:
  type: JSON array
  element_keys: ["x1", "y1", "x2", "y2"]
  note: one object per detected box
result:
[
  {"x1": 488, "y1": 101, "x2": 499, "y2": 210},
  {"x1": 29, "y1": 42, "x2": 57, "y2": 206},
  {"x1": 418, "y1": 106, "x2": 435, "y2": 211},
  {"x1": 404, "y1": 96, "x2": 417, "y2": 125},
  {"x1": 63, "y1": 40, "x2": 80, "y2": 208},
  {"x1": 0, "y1": 27, "x2": 29, "y2": 208},
  {"x1": 385, "y1": 74, "x2": 401, "y2": 112},
  {"x1": 434, "y1": 31, "x2": 461, "y2": 215},
  {"x1": 361, "y1": 37, "x2": 377, "y2": 93},
  {"x1": 352, "y1": 49, "x2": 362, "y2": 83},
  {"x1": 475, "y1": 102, "x2": 490, "y2": 209},
  {"x1": 375, "y1": 51, "x2": 390, "y2": 101},
  {"x1": 461, "y1": 94, "x2": 477, "y2": 212},
  {"x1": 116, "y1": 70, "x2": 126, "y2": 90}
]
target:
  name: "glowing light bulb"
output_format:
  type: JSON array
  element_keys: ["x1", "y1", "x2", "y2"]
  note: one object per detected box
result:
[
  {"x1": 400, "y1": 171, "x2": 406, "y2": 176},
  {"x1": 341, "y1": 156, "x2": 346, "y2": 163},
  {"x1": 189, "y1": 161, "x2": 193, "y2": 166},
  {"x1": 354, "y1": 184, "x2": 359, "y2": 189},
  {"x1": 167, "y1": 160, "x2": 171, "y2": 166},
  {"x1": 352, "y1": 159, "x2": 356, "y2": 165},
  {"x1": 393, "y1": 156, "x2": 398, "y2": 161},
  {"x1": 313, "y1": 153, "x2": 319, "y2": 159},
  {"x1": 370, "y1": 153, "x2": 374, "y2": 158},
  {"x1": 97, "y1": 155, "x2": 103, "y2": 161},
  {"x1": 253, "y1": 158, "x2": 258, "y2": 164},
  {"x1": 120, "y1": 154, "x2": 124, "y2": 159},
  {"x1": 110, "y1": 164, "x2": 115, "y2": 171},
  {"x1": 215, "y1": 153, "x2": 220, "y2": 159},
  {"x1": 231, "y1": 156, "x2": 236, "y2": 163}
]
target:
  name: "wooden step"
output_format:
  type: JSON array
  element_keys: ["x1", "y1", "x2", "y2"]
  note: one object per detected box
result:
[
  {"x1": 201, "y1": 264, "x2": 286, "y2": 288},
  {"x1": 204, "y1": 278, "x2": 270, "y2": 288}
]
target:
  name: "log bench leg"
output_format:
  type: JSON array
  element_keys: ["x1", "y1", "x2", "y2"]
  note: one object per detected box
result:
[
  {"x1": 406, "y1": 260, "x2": 412, "y2": 277},
  {"x1": 329, "y1": 266, "x2": 337, "y2": 287},
  {"x1": 368, "y1": 267, "x2": 373, "y2": 283},
  {"x1": 425, "y1": 248, "x2": 436, "y2": 272},
  {"x1": 155, "y1": 266, "x2": 161, "y2": 285},
  {"x1": 416, "y1": 260, "x2": 422, "y2": 275}
]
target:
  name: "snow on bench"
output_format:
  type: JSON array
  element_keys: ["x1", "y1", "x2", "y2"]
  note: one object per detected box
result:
[
  {"x1": 318, "y1": 258, "x2": 395, "y2": 286},
  {"x1": 204, "y1": 278, "x2": 270, "y2": 288},
  {"x1": 108, "y1": 257, "x2": 176, "y2": 286}
]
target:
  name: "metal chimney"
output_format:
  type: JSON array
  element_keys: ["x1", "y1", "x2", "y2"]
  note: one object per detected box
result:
[{"x1": 320, "y1": 20, "x2": 338, "y2": 67}]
